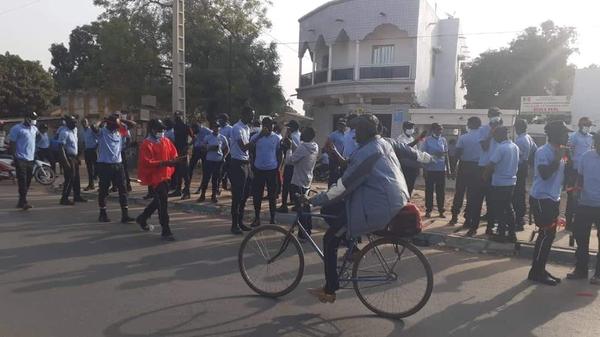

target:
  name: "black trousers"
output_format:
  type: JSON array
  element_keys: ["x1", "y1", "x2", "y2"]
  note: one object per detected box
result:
[
  {"x1": 451, "y1": 161, "x2": 478, "y2": 217},
  {"x1": 512, "y1": 163, "x2": 529, "y2": 223},
  {"x1": 328, "y1": 159, "x2": 342, "y2": 188},
  {"x1": 221, "y1": 154, "x2": 231, "y2": 188},
  {"x1": 84, "y1": 148, "x2": 97, "y2": 187},
  {"x1": 425, "y1": 171, "x2": 446, "y2": 213},
  {"x1": 14, "y1": 159, "x2": 33, "y2": 205},
  {"x1": 489, "y1": 185, "x2": 516, "y2": 234},
  {"x1": 188, "y1": 147, "x2": 206, "y2": 190},
  {"x1": 253, "y1": 168, "x2": 278, "y2": 220},
  {"x1": 449, "y1": 156, "x2": 458, "y2": 177},
  {"x1": 139, "y1": 181, "x2": 172, "y2": 236},
  {"x1": 468, "y1": 167, "x2": 490, "y2": 230},
  {"x1": 281, "y1": 165, "x2": 294, "y2": 206},
  {"x1": 121, "y1": 151, "x2": 131, "y2": 190},
  {"x1": 290, "y1": 184, "x2": 312, "y2": 235},
  {"x1": 97, "y1": 163, "x2": 128, "y2": 209},
  {"x1": 36, "y1": 148, "x2": 53, "y2": 165},
  {"x1": 61, "y1": 155, "x2": 81, "y2": 200},
  {"x1": 230, "y1": 159, "x2": 251, "y2": 227},
  {"x1": 402, "y1": 165, "x2": 419, "y2": 196},
  {"x1": 565, "y1": 166, "x2": 578, "y2": 230},
  {"x1": 530, "y1": 197, "x2": 560, "y2": 274},
  {"x1": 573, "y1": 205, "x2": 600, "y2": 275},
  {"x1": 200, "y1": 160, "x2": 223, "y2": 197},
  {"x1": 321, "y1": 201, "x2": 348, "y2": 294}
]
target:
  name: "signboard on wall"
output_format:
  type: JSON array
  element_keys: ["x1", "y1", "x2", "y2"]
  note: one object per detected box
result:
[{"x1": 520, "y1": 96, "x2": 571, "y2": 114}]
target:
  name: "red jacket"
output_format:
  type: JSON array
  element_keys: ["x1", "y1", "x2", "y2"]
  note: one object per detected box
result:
[{"x1": 138, "y1": 137, "x2": 178, "y2": 187}]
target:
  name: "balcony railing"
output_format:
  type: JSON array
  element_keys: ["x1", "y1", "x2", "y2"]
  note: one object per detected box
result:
[
  {"x1": 300, "y1": 73, "x2": 312, "y2": 87},
  {"x1": 360, "y1": 65, "x2": 411, "y2": 80},
  {"x1": 332, "y1": 68, "x2": 354, "y2": 81},
  {"x1": 314, "y1": 70, "x2": 328, "y2": 84}
]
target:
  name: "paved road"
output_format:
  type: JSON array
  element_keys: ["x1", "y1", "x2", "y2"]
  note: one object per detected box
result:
[{"x1": 1, "y1": 182, "x2": 599, "y2": 337}]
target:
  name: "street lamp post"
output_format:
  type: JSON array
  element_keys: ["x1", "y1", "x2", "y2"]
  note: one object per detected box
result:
[{"x1": 172, "y1": 0, "x2": 186, "y2": 120}]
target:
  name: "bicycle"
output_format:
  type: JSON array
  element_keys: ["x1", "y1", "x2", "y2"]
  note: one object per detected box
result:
[{"x1": 238, "y1": 196, "x2": 434, "y2": 319}]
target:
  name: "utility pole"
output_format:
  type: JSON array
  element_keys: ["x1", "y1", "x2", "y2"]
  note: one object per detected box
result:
[{"x1": 172, "y1": 0, "x2": 186, "y2": 120}]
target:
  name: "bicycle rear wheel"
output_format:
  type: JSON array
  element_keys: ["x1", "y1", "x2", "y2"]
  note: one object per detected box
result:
[
  {"x1": 352, "y1": 237, "x2": 433, "y2": 319},
  {"x1": 238, "y1": 225, "x2": 305, "y2": 298}
]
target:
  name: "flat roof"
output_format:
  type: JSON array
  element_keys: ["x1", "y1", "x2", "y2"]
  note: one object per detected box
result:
[{"x1": 299, "y1": 0, "x2": 353, "y2": 22}]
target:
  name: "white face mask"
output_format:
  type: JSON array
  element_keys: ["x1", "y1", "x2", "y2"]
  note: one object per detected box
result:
[
  {"x1": 582, "y1": 126, "x2": 591, "y2": 134},
  {"x1": 30, "y1": 120, "x2": 37, "y2": 126},
  {"x1": 490, "y1": 116, "x2": 502, "y2": 124},
  {"x1": 405, "y1": 129, "x2": 415, "y2": 136},
  {"x1": 155, "y1": 132, "x2": 165, "y2": 139}
]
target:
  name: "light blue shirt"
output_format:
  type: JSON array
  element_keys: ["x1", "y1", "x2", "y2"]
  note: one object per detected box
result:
[
  {"x1": 220, "y1": 124, "x2": 233, "y2": 140},
  {"x1": 422, "y1": 136, "x2": 448, "y2": 172},
  {"x1": 203, "y1": 133, "x2": 228, "y2": 162},
  {"x1": 9, "y1": 123, "x2": 38, "y2": 161},
  {"x1": 251, "y1": 132, "x2": 280, "y2": 170},
  {"x1": 489, "y1": 140, "x2": 519, "y2": 186},
  {"x1": 578, "y1": 150, "x2": 600, "y2": 207},
  {"x1": 342, "y1": 129, "x2": 358, "y2": 159},
  {"x1": 515, "y1": 133, "x2": 537, "y2": 164},
  {"x1": 230, "y1": 121, "x2": 250, "y2": 161},
  {"x1": 194, "y1": 126, "x2": 212, "y2": 148},
  {"x1": 58, "y1": 128, "x2": 78, "y2": 156},
  {"x1": 328, "y1": 130, "x2": 345, "y2": 155},
  {"x1": 478, "y1": 124, "x2": 498, "y2": 167},
  {"x1": 569, "y1": 131, "x2": 593, "y2": 167},
  {"x1": 456, "y1": 129, "x2": 482, "y2": 162},
  {"x1": 165, "y1": 128, "x2": 175, "y2": 142},
  {"x1": 37, "y1": 133, "x2": 50, "y2": 149},
  {"x1": 97, "y1": 127, "x2": 123, "y2": 164},
  {"x1": 82, "y1": 127, "x2": 98, "y2": 149},
  {"x1": 530, "y1": 144, "x2": 565, "y2": 202}
]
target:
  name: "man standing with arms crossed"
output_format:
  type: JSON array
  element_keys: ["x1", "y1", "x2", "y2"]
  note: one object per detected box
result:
[
  {"x1": 8, "y1": 112, "x2": 38, "y2": 210},
  {"x1": 229, "y1": 107, "x2": 255, "y2": 234},
  {"x1": 57, "y1": 115, "x2": 86, "y2": 205}
]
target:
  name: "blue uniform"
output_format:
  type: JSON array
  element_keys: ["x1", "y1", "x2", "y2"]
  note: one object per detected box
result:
[
  {"x1": 489, "y1": 140, "x2": 519, "y2": 186},
  {"x1": 194, "y1": 126, "x2": 212, "y2": 148},
  {"x1": 577, "y1": 150, "x2": 600, "y2": 207},
  {"x1": 97, "y1": 128, "x2": 123, "y2": 164},
  {"x1": 569, "y1": 131, "x2": 593, "y2": 168},
  {"x1": 9, "y1": 123, "x2": 38, "y2": 161},
  {"x1": 422, "y1": 136, "x2": 448, "y2": 172},
  {"x1": 203, "y1": 133, "x2": 228, "y2": 162},
  {"x1": 230, "y1": 121, "x2": 250, "y2": 161},
  {"x1": 530, "y1": 144, "x2": 565, "y2": 202},
  {"x1": 37, "y1": 133, "x2": 50, "y2": 149},
  {"x1": 456, "y1": 129, "x2": 482, "y2": 162},
  {"x1": 478, "y1": 124, "x2": 498, "y2": 167},
  {"x1": 251, "y1": 132, "x2": 280, "y2": 170},
  {"x1": 82, "y1": 127, "x2": 98, "y2": 149},
  {"x1": 58, "y1": 128, "x2": 78, "y2": 156},
  {"x1": 219, "y1": 124, "x2": 233, "y2": 141},
  {"x1": 515, "y1": 133, "x2": 537, "y2": 164},
  {"x1": 328, "y1": 130, "x2": 345, "y2": 155},
  {"x1": 342, "y1": 129, "x2": 358, "y2": 159}
]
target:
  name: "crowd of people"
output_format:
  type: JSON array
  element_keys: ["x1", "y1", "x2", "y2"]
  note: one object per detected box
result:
[{"x1": 4, "y1": 106, "x2": 600, "y2": 292}]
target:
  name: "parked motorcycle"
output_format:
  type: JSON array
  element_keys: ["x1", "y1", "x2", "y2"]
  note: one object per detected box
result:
[{"x1": 0, "y1": 154, "x2": 56, "y2": 185}]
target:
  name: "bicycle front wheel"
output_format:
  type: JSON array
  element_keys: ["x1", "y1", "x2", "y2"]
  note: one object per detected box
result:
[
  {"x1": 238, "y1": 225, "x2": 305, "y2": 298},
  {"x1": 353, "y1": 237, "x2": 433, "y2": 319}
]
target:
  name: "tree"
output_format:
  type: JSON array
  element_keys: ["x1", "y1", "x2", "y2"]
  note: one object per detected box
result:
[
  {"x1": 0, "y1": 52, "x2": 56, "y2": 117},
  {"x1": 462, "y1": 21, "x2": 577, "y2": 109}
]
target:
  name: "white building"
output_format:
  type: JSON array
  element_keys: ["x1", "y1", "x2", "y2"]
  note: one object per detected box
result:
[
  {"x1": 571, "y1": 68, "x2": 600, "y2": 129},
  {"x1": 297, "y1": 0, "x2": 468, "y2": 144}
]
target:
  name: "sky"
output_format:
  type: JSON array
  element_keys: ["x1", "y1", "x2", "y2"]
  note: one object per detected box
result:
[{"x1": 1, "y1": 0, "x2": 599, "y2": 114}]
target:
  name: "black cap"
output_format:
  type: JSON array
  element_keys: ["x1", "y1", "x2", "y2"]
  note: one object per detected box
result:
[
  {"x1": 545, "y1": 120, "x2": 573, "y2": 136},
  {"x1": 493, "y1": 126, "x2": 509, "y2": 138},
  {"x1": 148, "y1": 119, "x2": 166, "y2": 132},
  {"x1": 431, "y1": 123, "x2": 443, "y2": 130},
  {"x1": 579, "y1": 117, "x2": 594, "y2": 127},
  {"x1": 403, "y1": 121, "x2": 415, "y2": 129},
  {"x1": 285, "y1": 120, "x2": 299, "y2": 129}
]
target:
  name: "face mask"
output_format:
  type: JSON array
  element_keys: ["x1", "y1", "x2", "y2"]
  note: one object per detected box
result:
[
  {"x1": 490, "y1": 116, "x2": 502, "y2": 124},
  {"x1": 155, "y1": 132, "x2": 165, "y2": 139},
  {"x1": 582, "y1": 126, "x2": 591, "y2": 134},
  {"x1": 405, "y1": 129, "x2": 415, "y2": 136},
  {"x1": 30, "y1": 120, "x2": 37, "y2": 126}
]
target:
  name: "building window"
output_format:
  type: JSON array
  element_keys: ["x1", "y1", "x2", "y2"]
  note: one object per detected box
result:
[{"x1": 372, "y1": 45, "x2": 395, "y2": 65}]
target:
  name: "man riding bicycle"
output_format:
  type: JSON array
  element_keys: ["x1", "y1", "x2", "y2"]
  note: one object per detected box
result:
[{"x1": 305, "y1": 114, "x2": 411, "y2": 303}]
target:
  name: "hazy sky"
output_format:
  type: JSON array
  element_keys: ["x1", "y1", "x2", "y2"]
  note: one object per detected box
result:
[{"x1": 1, "y1": 0, "x2": 598, "y2": 113}]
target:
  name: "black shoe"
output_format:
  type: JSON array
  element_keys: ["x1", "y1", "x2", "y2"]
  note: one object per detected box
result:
[
  {"x1": 528, "y1": 273, "x2": 559, "y2": 286},
  {"x1": 449, "y1": 215, "x2": 459, "y2": 226},
  {"x1": 277, "y1": 205, "x2": 289, "y2": 213},
  {"x1": 239, "y1": 224, "x2": 252, "y2": 232},
  {"x1": 211, "y1": 196, "x2": 218, "y2": 203},
  {"x1": 168, "y1": 190, "x2": 182, "y2": 198},
  {"x1": 136, "y1": 215, "x2": 150, "y2": 231},
  {"x1": 425, "y1": 212, "x2": 432, "y2": 218},
  {"x1": 22, "y1": 203, "x2": 33, "y2": 210},
  {"x1": 465, "y1": 229, "x2": 477, "y2": 237},
  {"x1": 197, "y1": 194, "x2": 206, "y2": 202},
  {"x1": 181, "y1": 193, "x2": 191, "y2": 200},
  {"x1": 194, "y1": 188, "x2": 202, "y2": 195},
  {"x1": 161, "y1": 233, "x2": 176, "y2": 241},
  {"x1": 142, "y1": 194, "x2": 153, "y2": 200},
  {"x1": 74, "y1": 197, "x2": 88, "y2": 203},
  {"x1": 83, "y1": 185, "x2": 95, "y2": 191},
  {"x1": 60, "y1": 199, "x2": 75, "y2": 206},
  {"x1": 251, "y1": 219, "x2": 261, "y2": 228},
  {"x1": 231, "y1": 227, "x2": 243, "y2": 235},
  {"x1": 566, "y1": 269, "x2": 588, "y2": 280},
  {"x1": 111, "y1": 186, "x2": 118, "y2": 192},
  {"x1": 98, "y1": 211, "x2": 111, "y2": 223},
  {"x1": 121, "y1": 215, "x2": 135, "y2": 224},
  {"x1": 546, "y1": 271, "x2": 562, "y2": 284}
]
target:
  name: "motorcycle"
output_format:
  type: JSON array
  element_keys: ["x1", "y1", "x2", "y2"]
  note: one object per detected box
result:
[{"x1": 0, "y1": 154, "x2": 56, "y2": 186}]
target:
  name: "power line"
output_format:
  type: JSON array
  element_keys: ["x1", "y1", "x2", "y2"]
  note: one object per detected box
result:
[{"x1": 0, "y1": 0, "x2": 42, "y2": 17}]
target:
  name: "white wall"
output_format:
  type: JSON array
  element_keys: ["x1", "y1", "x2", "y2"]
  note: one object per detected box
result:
[
  {"x1": 413, "y1": 0, "x2": 439, "y2": 108},
  {"x1": 432, "y1": 18, "x2": 460, "y2": 109},
  {"x1": 572, "y1": 68, "x2": 600, "y2": 128}
]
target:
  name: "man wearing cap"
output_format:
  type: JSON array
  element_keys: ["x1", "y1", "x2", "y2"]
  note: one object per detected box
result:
[
  {"x1": 421, "y1": 123, "x2": 449, "y2": 218},
  {"x1": 229, "y1": 107, "x2": 255, "y2": 234},
  {"x1": 95, "y1": 114, "x2": 137, "y2": 223},
  {"x1": 397, "y1": 121, "x2": 428, "y2": 195},
  {"x1": 58, "y1": 115, "x2": 86, "y2": 205},
  {"x1": 513, "y1": 119, "x2": 537, "y2": 231},
  {"x1": 278, "y1": 119, "x2": 301, "y2": 213},
  {"x1": 249, "y1": 117, "x2": 282, "y2": 226},
  {"x1": 480, "y1": 126, "x2": 519, "y2": 241},
  {"x1": 566, "y1": 117, "x2": 594, "y2": 230},
  {"x1": 451, "y1": 117, "x2": 482, "y2": 227},
  {"x1": 81, "y1": 119, "x2": 98, "y2": 191},
  {"x1": 169, "y1": 112, "x2": 192, "y2": 199},
  {"x1": 8, "y1": 112, "x2": 39, "y2": 210},
  {"x1": 326, "y1": 118, "x2": 346, "y2": 188},
  {"x1": 528, "y1": 120, "x2": 571, "y2": 286}
]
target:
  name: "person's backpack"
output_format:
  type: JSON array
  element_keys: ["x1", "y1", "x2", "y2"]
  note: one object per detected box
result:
[{"x1": 381, "y1": 203, "x2": 423, "y2": 237}]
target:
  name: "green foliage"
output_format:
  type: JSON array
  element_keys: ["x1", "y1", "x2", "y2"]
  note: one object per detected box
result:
[
  {"x1": 0, "y1": 52, "x2": 56, "y2": 117},
  {"x1": 52, "y1": 0, "x2": 285, "y2": 119},
  {"x1": 462, "y1": 21, "x2": 577, "y2": 109}
]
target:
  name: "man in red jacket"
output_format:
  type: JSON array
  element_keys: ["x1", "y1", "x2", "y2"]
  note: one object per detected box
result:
[{"x1": 136, "y1": 119, "x2": 182, "y2": 241}]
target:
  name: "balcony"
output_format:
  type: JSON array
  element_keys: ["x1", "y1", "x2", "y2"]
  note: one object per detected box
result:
[
  {"x1": 360, "y1": 65, "x2": 411, "y2": 80},
  {"x1": 314, "y1": 70, "x2": 328, "y2": 84},
  {"x1": 332, "y1": 68, "x2": 354, "y2": 81},
  {"x1": 300, "y1": 73, "x2": 312, "y2": 87},
  {"x1": 299, "y1": 65, "x2": 411, "y2": 88}
]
